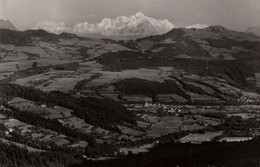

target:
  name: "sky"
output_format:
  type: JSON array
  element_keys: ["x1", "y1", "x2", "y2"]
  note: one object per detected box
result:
[{"x1": 1, "y1": 0, "x2": 260, "y2": 31}]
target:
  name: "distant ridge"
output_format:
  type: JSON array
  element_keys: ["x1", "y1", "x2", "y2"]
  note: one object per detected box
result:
[
  {"x1": 0, "y1": 19, "x2": 16, "y2": 30},
  {"x1": 246, "y1": 26, "x2": 260, "y2": 36}
]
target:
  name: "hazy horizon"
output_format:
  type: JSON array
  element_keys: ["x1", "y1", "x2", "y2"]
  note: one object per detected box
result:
[{"x1": 1, "y1": 0, "x2": 260, "y2": 31}]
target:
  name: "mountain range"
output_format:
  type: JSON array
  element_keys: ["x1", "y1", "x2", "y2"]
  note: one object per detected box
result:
[
  {"x1": 32, "y1": 12, "x2": 176, "y2": 38},
  {"x1": 3, "y1": 14, "x2": 260, "y2": 39}
]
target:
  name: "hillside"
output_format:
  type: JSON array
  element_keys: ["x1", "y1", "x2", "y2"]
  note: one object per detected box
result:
[
  {"x1": 96, "y1": 26, "x2": 260, "y2": 90},
  {"x1": 0, "y1": 26, "x2": 260, "y2": 166}
]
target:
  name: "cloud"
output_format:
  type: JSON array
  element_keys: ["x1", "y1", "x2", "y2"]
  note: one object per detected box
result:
[
  {"x1": 72, "y1": 12, "x2": 176, "y2": 37},
  {"x1": 186, "y1": 24, "x2": 209, "y2": 29},
  {"x1": 32, "y1": 20, "x2": 71, "y2": 34}
]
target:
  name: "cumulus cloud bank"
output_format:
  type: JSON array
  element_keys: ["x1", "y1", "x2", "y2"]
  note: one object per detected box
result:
[
  {"x1": 32, "y1": 12, "x2": 176, "y2": 37},
  {"x1": 32, "y1": 20, "x2": 71, "y2": 34},
  {"x1": 186, "y1": 24, "x2": 209, "y2": 29}
]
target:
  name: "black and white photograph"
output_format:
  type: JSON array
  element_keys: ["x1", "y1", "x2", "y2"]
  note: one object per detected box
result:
[{"x1": 0, "y1": 0, "x2": 260, "y2": 166}]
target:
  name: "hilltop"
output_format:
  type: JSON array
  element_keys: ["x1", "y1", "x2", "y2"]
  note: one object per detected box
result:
[
  {"x1": 0, "y1": 20, "x2": 16, "y2": 30},
  {"x1": 246, "y1": 26, "x2": 260, "y2": 36}
]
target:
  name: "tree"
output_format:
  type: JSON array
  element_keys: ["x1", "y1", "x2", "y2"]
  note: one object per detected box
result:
[{"x1": 32, "y1": 61, "x2": 38, "y2": 68}]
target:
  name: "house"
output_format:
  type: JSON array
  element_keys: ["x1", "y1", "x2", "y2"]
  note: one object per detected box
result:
[{"x1": 41, "y1": 104, "x2": 47, "y2": 108}]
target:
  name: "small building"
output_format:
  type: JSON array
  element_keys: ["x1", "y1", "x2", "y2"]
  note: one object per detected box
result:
[{"x1": 41, "y1": 104, "x2": 47, "y2": 108}]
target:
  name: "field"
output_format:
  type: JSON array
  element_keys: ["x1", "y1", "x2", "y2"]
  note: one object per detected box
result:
[
  {"x1": 8, "y1": 97, "x2": 73, "y2": 119},
  {"x1": 12, "y1": 70, "x2": 91, "y2": 93},
  {"x1": 0, "y1": 61, "x2": 20, "y2": 72},
  {"x1": 123, "y1": 95, "x2": 153, "y2": 102},
  {"x1": 219, "y1": 137, "x2": 253, "y2": 142},
  {"x1": 241, "y1": 91, "x2": 260, "y2": 98},
  {"x1": 146, "y1": 116, "x2": 182, "y2": 137},
  {"x1": 186, "y1": 82, "x2": 216, "y2": 95},
  {"x1": 38, "y1": 77, "x2": 81, "y2": 92},
  {"x1": 226, "y1": 113, "x2": 256, "y2": 120},
  {"x1": 119, "y1": 144, "x2": 154, "y2": 155},
  {"x1": 203, "y1": 80, "x2": 241, "y2": 97},
  {"x1": 117, "y1": 125, "x2": 145, "y2": 137},
  {"x1": 7, "y1": 97, "x2": 111, "y2": 136},
  {"x1": 157, "y1": 94, "x2": 188, "y2": 103},
  {"x1": 185, "y1": 92, "x2": 220, "y2": 101},
  {"x1": 256, "y1": 73, "x2": 260, "y2": 88},
  {"x1": 76, "y1": 39, "x2": 132, "y2": 59},
  {"x1": 85, "y1": 68, "x2": 169, "y2": 88},
  {"x1": 179, "y1": 131, "x2": 224, "y2": 143},
  {"x1": 0, "y1": 115, "x2": 75, "y2": 147},
  {"x1": 193, "y1": 115, "x2": 221, "y2": 126},
  {"x1": 0, "y1": 138, "x2": 45, "y2": 152}
]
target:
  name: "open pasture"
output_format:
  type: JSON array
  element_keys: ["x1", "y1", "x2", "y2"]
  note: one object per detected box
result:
[
  {"x1": 1, "y1": 52, "x2": 28, "y2": 62},
  {"x1": 204, "y1": 80, "x2": 240, "y2": 97},
  {"x1": 0, "y1": 61, "x2": 20, "y2": 72},
  {"x1": 62, "y1": 117, "x2": 93, "y2": 132},
  {"x1": 119, "y1": 144, "x2": 154, "y2": 155},
  {"x1": 8, "y1": 98, "x2": 49, "y2": 114},
  {"x1": 123, "y1": 95, "x2": 153, "y2": 103},
  {"x1": 49, "y1": 135, "x2": 70, "y2": 146},
  {"x1": 117, "y1": 125, "x2": 145, "y2": 137},
  {"x1": 70, "y1": 141, "x2": 88, "y2": 148},
  {"x1": 226, "y1": 113, "x2": 256, "y2": 120},
  {"x1": 176, "y1": 54, "x2": 192, "y2": 59},
  {"x1": 61, "y1": 117, "x2": 110, "y2": 136},
  {"x1": 76, "y1": 40, "x2": 132, "y2": 59},
  {"x1": 185, "y1": 92, "x2": 219, "y2": 101},
  {"x1": 193, "y1": 115, "x2": 221, "y2": 126},
  {"x1": 0, "y1": 72, "x2": 14, "y2": 80},
  {"x1": 12, "y1": 70, "x2": 82, "y2": 92},
  {"x1": 0, "y1": 138, "x2": 46, "y2": 152},
  {"x1": 179, "y1": 131, "x2": 224, "y2": 143},
  {"x1": 219, "y1": 137, "x2": 253, "y2": 142},
  {"x1": 147, "y1": 116, "x2": 182, "y2": 137},
  {"x1": 141, "y1": 114, "x2": 161, "y2": 124},
  {"x1": 1, "y1": 116, "x2": 73, "y2": 147},
  {"x1": 8, "y1": 97, "x2": 73, "y2": 119},
  {"x1": 138, "y1": 40, "x2": 154, "y2": 51},
  {"x1": 241, "y1": 91, "x2": 260, "y2": 98},
  {"x1": 157, "y1": 94, "x2": 188, "y2": 103},
  {"x1": 14, "y1": 46, "x2": 50, "y2": 58},
  {"x1": 86, "y1": 68, "x2": 171, "y2": 88},
  {"x1": 38, "y1": 77, "x2": 81, "y2": 92},
  {"x1": 137, "y1": 121, "x2": 151, "y2": 129},
  {"x1": 187, "y1": 82, "x2": 216, "y2": 95},
  {"x1": 182, "y1": 124, "x2": 204, "y2": 131}
]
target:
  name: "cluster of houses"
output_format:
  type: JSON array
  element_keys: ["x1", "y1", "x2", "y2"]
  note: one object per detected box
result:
[
  {"x1": 124, "y1": 102, "x2": 197, "y2": 113},
  {"x1": 238, "y1": 96, "x2": 260, "y2": 104}
]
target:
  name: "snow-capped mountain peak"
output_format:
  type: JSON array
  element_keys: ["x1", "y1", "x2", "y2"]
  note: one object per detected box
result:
[
  {"x1": 186, "y1": 24, "x2": 209, "y2": 29},
  {"x1": 32, "y1": 12, "x2": 176, "y2": 38},
  {"x1": 73, "y1": 12, "x2": 176, "y2": 37}
]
